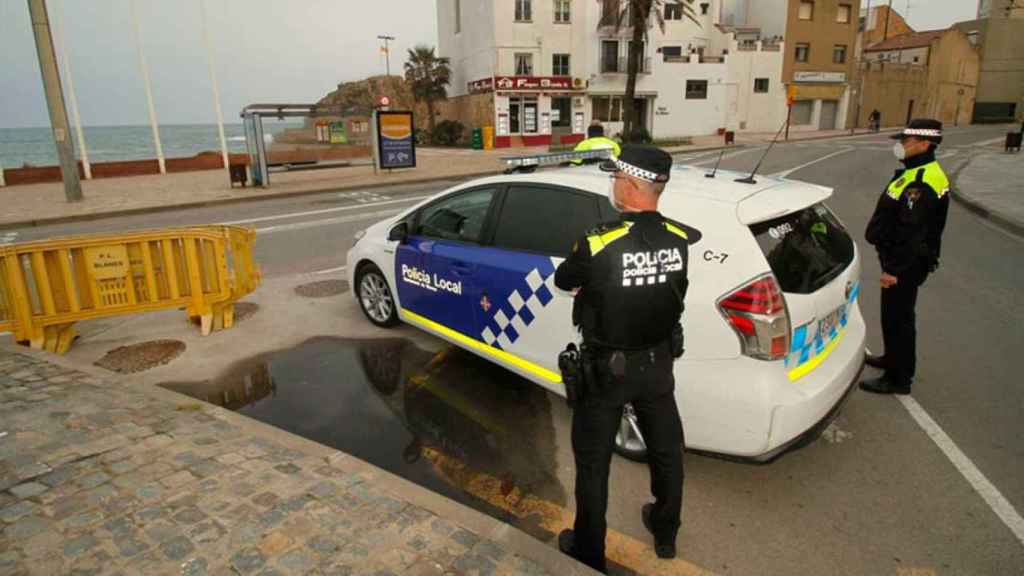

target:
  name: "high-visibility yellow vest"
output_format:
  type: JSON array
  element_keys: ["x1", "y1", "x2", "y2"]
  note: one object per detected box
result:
[{"x1": 886, "y1": 161, "x2": 950, "y2": 200}]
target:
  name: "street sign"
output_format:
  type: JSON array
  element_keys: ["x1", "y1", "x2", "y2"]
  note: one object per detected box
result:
[
  {"x1": 379, "y1": 96, "x2": 391, "y2": 107},
  {"x1": 787, "y1": 85, "x2": 797, "y2": 107},
  {"x1": 375, "y1": 110, "x2": 416, "y2": 169}
]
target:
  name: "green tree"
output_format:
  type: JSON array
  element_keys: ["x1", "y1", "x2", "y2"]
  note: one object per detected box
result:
[
  {"x1": 403, "y1": 45, "x2": 451, "y2": 136},
  {"x1": 608, "y1": 0, "x2": 698, "y2": 141}
]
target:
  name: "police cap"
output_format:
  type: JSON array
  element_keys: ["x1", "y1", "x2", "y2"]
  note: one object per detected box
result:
[
  {"x1": 600, "y1": 145, "x2": 673, "y2": 183},
  {"x1": 891, "y1": 118, "x2": 943, "y2": 144}
]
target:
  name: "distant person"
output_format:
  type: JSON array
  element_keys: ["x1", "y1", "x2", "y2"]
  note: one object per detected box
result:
[
  {"x1": 862, "y1": 118, "x2": 950, "y2": 395},
  {"x1": 869, "y1": 109, "x2": 881, "y2": 132},
  {"x1": 572, "y1": 123, "x2": 621, "y2": 165}
]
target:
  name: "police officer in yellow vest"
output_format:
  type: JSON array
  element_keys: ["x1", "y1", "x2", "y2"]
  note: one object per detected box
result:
[
  {"x1": 862, "y1": 118, "x2": 950, "y2": 395},
  {"x1": 572, "y1": 123, "x2": 621, "y2": 165}
]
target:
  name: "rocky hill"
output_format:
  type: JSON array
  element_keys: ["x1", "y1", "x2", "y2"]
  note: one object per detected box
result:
[{"x1": 316, "y1": 75, "x2": 425, "y2": 117}]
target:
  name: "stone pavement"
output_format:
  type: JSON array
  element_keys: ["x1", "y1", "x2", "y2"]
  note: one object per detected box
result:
[
  {"x1": 0, "y1": 348, "x2": 594, "y2": 576},
  {"x1": 952, "y1": 149, "x2": 1024, "y2": 236},
  {"x1": 0, "y1": 128, "x2": 884, "y2": 230}
]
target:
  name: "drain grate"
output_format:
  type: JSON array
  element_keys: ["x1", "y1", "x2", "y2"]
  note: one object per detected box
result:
[{"x1": 95, "y1": 340, "x2": 186, "y2": 374}]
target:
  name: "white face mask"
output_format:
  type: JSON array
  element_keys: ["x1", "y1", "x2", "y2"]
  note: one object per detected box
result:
[
  {"x1": 607, "y1": 177, "x2": 622, "y2": 212},
  {"x1": 893, "y1": 142, "x2": 907, "y2": 161}
]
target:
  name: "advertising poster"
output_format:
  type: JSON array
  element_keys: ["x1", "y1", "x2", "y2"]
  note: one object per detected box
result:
[{"x1": 376, "y1": 111, "x2": 416, "y2": 169}]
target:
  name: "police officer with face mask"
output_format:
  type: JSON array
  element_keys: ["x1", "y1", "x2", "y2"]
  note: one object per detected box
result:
[
  {"x1": 554, "y1": 146, "x2": 690, "y2": 573},
  {"x1": 862, "y1": 118, "x2": 950, "y2": 395}
]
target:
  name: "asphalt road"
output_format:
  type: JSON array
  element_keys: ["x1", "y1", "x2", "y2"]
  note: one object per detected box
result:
[{"x1": 8, "y1": 123, "x2": 1022, "y2": 575}]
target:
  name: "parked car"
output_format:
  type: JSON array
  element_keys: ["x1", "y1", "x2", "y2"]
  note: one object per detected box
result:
[{"x1": 347, "y1": 158, "x2": 865, "y2": 462}]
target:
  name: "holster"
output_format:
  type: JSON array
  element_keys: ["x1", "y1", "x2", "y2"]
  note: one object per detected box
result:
[
  {"x1": 670, "y1": 323, "x2": 685, "y2": 359},
  {"x1": 558, "y1": 343, "x2": 585, "y2": 409}
]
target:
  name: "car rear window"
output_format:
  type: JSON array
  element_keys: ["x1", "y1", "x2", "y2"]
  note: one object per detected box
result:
[{"x1": 749, "y1": 203, "x2": 854, "y2": 294}]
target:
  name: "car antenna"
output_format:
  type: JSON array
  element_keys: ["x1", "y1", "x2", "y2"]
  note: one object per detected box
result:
[
  {"x1": 705, "y1": 147, "x2": 727, "y2": 178},
  {"x1": 735, "y1": 115, "x2": 790, "y2": 184}
]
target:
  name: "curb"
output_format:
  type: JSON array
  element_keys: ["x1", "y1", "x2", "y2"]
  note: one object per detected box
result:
[
  {"x1": 1, "y1": 343, "x2": 599, "y2": 576},
  {"x1": 949, "y1": 154, "x2": 1024, "y2": 238}
]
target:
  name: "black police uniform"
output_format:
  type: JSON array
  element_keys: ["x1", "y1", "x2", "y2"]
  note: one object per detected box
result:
[
  {"x1": 554, "y1": 202, "x2": 689, "y2": 571},
  {"x1": 864, "y1": 123, "x2": 950, "y2": 393}
]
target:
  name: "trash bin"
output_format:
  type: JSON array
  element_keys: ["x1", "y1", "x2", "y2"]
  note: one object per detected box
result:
[
  {"x1": 724, "y1": 130, "x2": 735, "y2": 145},
  {"x1": 229, "y1": 163, "x2": 248, "y2": 187},
  {"x1": 482, "y1": 126, "x2": 495, "y2": 150},
  {"x1": 1005, "y1": 131, "x2": 1022, "y2": 153},
  {"x1": 471, "y1": 128, "x2": 483, "y2": 150}
]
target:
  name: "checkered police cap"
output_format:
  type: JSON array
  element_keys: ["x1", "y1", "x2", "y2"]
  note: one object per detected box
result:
[
  {"x1": 891, "y1": 118, "x2": 943, "y2": 143},
  {"x1": 600, "y1": 145, "x2": 672, "y2": 183}
]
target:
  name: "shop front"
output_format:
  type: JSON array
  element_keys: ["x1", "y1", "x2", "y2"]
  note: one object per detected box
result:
[{"x1": 469, "y1": 76, "x2": 588, "y2": 148}]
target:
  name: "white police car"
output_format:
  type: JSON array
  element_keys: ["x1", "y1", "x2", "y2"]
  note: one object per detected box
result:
[{"x1": 347, "y1": 151, "x2": 865, "y2": 462}]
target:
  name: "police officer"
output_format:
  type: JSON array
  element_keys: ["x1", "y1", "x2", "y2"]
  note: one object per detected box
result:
[
  {"x1": 862, "y1": 118, "x2": 950, "y2": 395},
  {"x1": 554, "y1": 146, "x2": 688, "y2": 572},
  {"x1": 572, "y1": 122, "x2": 621, "y2": 165}
]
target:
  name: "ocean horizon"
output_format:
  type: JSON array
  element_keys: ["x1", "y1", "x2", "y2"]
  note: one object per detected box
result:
[{"x1": 0, "y1": 122, "x2": 304, "y2": 169}]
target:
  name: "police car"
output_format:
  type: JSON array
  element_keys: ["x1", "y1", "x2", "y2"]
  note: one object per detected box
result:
[{"x1": 347, "y1": 150, "x2": 865, "y2": 462}]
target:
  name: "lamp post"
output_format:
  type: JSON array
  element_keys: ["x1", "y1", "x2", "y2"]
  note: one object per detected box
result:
[{"x1": 377, "y1": 34, "x2": 395, "y2": 76}]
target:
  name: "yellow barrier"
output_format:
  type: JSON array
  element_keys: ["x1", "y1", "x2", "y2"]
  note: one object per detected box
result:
[{"x1": 0, "y1": 225, "x2": 261, "y2": 354}]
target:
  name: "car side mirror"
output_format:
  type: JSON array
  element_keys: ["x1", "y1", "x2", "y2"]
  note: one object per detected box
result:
[{"x1": 388, "y1": 222, "x2": 409, "y2": 243}]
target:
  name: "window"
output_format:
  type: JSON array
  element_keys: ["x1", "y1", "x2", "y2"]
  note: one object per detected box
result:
[
  {"x1": 791, "y1": 100, "x2": 813, "y2": 125},
  {"x1": 554, "y1": 0, "x2": 571, "y2": 22},
  {"x1": 754, "y1": 78, "x2": 769, "y2": 93},
  {"x1": 417, "y1": 188, "x2": 496, "y2": 243},
  {"x1": 795, "y1": 42, "x2": 810, "y2": 62},
  {"x1": 601, "y1": 40, "x2": 619, "y2": 72},
  {"x1": 662, "y1": 46, "x2": 683, "y2": 58},
  {"x1": 493, "y1": 186, "x2": 601, "y2": 256},
  {"x1": 701, "y1": 2, "x2": 709, "y2": 14},
  {"x1": 665, "y1": 3, "x2": 683, "y2": 20},
  {"x1": 552, "y1": 53, "x2": 570, "y2": 76},
  {"x1": 591, "y1": 96, "x2": 623, "y2": 122},
  {"x1": 551, "y1": 97, "x2": 571, "y2": 128},
  {"x1": 685, "y1": 80, "x2": 708, "y2": 99},
  {"x1": 515, "y1": 53, "x2": 534, "y2": 76},
  {"x1": 515, "y1": 0, "x2": 532, "y2": 21},
  {"x1": 798, "y1": 1, "x2": 814, "y2": 20},
  {"x1": 833, "y1": 44, "x2": 847, "y2": 64},
  {"x1": 836, "y1": 3, "x2": 851, "y2": 23},
  {"x1": 749, "y1": 204, "x2": 854, "y2": 294},
  {"x1": 454, "y1": 0, "x2": 461, "y2": 33}
]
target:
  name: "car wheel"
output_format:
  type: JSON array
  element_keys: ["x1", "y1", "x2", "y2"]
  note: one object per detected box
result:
[
  {"x1": 356, "y1": 263, "x2": 399, "y2": 328},
  {"x1": 614, "y1": 403, "x2": 648, "y2": 462}
]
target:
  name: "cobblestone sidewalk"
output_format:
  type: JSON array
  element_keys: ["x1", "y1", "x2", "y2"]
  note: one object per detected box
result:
[{"x1": 0, "y1": 350, "x2": 577, "y2": 575}]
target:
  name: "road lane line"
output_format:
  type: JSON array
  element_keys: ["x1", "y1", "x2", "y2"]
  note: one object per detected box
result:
[
  {"x1": 313, "y1": 265, "x2": 347, "y2": 275},
  {"x1": 898, "y1": 395, "x2": 1024, "y2": 546},
  {"x1": 691, "y1": 146, "x2": 767, "y2": 167},
  {"x1": 971, "y1": 136, "x2": 1008, "y2": 147},
  {"x1": 768, "y1": 147, "x2": 856, "y2": 178},
  {"x1": 253, "y1": 208, "x2": 405, "y2": 234},
  {"x1": 220, "y1": 195, "x2": 432, "y2": 226}
]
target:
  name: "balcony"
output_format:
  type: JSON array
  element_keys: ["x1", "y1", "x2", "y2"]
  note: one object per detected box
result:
[{"x1": 600, "y1": 56, "x2": 651, "y2": 74}]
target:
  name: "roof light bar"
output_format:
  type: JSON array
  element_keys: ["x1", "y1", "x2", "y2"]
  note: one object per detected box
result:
[{"x1": 501, "y1": 149, "x2": 613, "y2": 168}]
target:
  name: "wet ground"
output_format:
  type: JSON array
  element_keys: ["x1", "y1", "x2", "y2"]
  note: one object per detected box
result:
[{"x1": 159, "y1": 336, "x2": 567, "y2": 540}]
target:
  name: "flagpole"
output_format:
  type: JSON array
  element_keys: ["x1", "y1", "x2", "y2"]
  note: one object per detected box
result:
[
  {"x1": 55, "y1": 0, "x2": 90, "y2": 179},
  {"x1": 199, "y1": 0, "x2": 229, "y2": 170},
  {"x1": 129, "y1": 0, "x2": 166, "y2": 174}
]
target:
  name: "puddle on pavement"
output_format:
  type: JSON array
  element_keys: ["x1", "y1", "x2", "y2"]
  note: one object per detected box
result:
[{"x1": 158, "y1": 336, "x2": 566, "y2": 537}]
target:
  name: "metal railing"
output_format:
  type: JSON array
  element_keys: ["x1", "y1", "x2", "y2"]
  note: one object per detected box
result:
[
  {"x1": 600, "y1": 56, "x2": 651, "y2": 74},
  {"x1": 0, "y1": 225, "x2": 260, "y2": 354}
]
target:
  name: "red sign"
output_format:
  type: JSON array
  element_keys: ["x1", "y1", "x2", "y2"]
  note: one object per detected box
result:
[
  {"x1": 468, "y1": 76, "x2": 583, "y2": 94},
  {"x1": 379, "y1": 95, "x2": 391, "y2": 107}
]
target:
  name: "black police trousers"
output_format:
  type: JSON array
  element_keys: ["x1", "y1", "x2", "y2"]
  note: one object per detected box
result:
[
  {"x1": 880, "y1": 275, "x2": 923, "y2": 386},
  {"x1": 571, "y1": 341, "x2": 684, "y2": 572}
]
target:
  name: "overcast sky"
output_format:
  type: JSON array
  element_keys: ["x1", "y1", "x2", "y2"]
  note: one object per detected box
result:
[{"x1": 1, "y1": 0, "x2": 977, "y2": 129}]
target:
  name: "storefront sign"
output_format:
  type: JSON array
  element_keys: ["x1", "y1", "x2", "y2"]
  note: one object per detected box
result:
[
  {"x1": 497, "y1": 113, "x2": 510, "y2": 136},
  {"x1": 573, "y1": 112, "x2": 585, "y2": 134},
  {"x1": 540, "y1": 112, "x2": 550, "y2": 134},
  {"x1": 656, "y1": 106, "x2": 670, "y2": 116},
  {"x1": 470, "y1": 76, "x2": 583, "y2": 93},
  {"x1": 375, "y1": 111, "x2": 416, "y2": 169},
  {"x1": 524, "y1": 106, "x2": 537, "y2": 133},
  {"x1": 793, "y1": 71, "x2": 847, "y2": 83}
]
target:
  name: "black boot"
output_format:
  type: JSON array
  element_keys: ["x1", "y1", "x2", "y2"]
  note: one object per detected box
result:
[
  {"x1": 859, "y1": 376, "x2": 911, "y2": 395},
  {"x1": 558, "y1": 530, "x2": 607, "y2": 574},
  {"x1": 864, "y1": 352, "x2": 886, "y2": 369},
  {"x1": 642, "y1": 503, "x2": 677, "y2": 559}
]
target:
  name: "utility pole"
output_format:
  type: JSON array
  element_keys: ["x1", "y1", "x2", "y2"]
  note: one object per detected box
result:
[
  {"x1": 377, "y1": 35, "x2": 395, "y2": 77},
  {"x1": 27, "y1": 0, "x2": 82, "y2": 202}
]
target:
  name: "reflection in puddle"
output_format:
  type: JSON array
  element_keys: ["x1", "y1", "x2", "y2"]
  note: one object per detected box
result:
[{"x1": 159, "y1": 336, "x2": 565, "y2": 533}]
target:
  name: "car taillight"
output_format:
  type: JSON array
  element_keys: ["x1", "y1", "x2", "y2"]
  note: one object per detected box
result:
[{"x1": 717, "y1": 274, "x2": 790, "y2": 361}]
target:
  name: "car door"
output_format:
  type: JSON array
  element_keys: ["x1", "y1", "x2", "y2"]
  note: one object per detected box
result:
[
  {"x1": 459, "y1": 184, "x2": 605, "y2": 393},
  {"x1": 395, "y1": 186, "x2": 499, "y2": 336}
]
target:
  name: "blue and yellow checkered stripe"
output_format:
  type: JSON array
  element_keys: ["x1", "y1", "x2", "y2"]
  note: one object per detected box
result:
[{"x1": 785, "y1": 282, "x2": 859, "y2": 381}]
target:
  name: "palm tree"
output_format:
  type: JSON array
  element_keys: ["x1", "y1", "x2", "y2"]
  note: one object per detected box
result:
[
  {"x1": 608, "y1": 0, "x2": 698, "y2": 141},
  {"x1": 404, "y1": 45, "x2": 451, "y2": 136}
]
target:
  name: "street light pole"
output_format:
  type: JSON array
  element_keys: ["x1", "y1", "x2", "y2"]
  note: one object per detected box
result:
[
  {"x1": 26, "y1": 0, "x2": 82, "y2": 202},
  {"x1": 377, "y1": 34, "x2": 395, "y2": 77},
  {"x1": 129, "y1": 0, "x2": 166, "y2": 175}
]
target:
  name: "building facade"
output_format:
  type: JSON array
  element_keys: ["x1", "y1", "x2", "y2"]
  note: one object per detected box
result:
[
  {"x1": 436, "y1": 0, "x2": 789, "y2": 147},
  {"x1": 961, "y1": 0, "x2": 1024, "y2": 121}
]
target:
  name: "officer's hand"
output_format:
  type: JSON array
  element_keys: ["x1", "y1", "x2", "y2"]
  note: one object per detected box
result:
[{"x1": 880, "y1": 273, "x2": 898, "y2": 288}]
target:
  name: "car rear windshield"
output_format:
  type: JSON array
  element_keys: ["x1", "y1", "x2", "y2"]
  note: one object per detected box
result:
[{"x1": 749, "y1": 203, "x2": 854, "y2": 294}]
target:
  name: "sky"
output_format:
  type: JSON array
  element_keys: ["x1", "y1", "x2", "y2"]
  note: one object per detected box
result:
[
  {"x1": 1, "y1": 0, "x2": 979, "y2": 129},
  {"x1": 0, "y1": 0, "x2": 440, "y2": 128}
]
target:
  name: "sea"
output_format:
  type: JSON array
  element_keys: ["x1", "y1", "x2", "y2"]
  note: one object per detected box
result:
[{"x1": 0, "y1": 122, "x2": 304, "y2": 169}]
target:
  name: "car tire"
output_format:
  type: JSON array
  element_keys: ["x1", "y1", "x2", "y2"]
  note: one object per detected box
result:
[
  {"x1": 356, "y1": 263, "x2": 400, "y2": 328},
  {"x1": 614, "y1": 403, "x2": 648, "y2": 462}
]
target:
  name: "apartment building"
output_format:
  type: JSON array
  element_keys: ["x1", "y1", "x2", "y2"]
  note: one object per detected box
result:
[
  {"x1": 958, "y1": 0, "x2": 1024, "y2": 121},
  {"x1": 437, "y1": 0, "x2": 788, "y2": 146}
]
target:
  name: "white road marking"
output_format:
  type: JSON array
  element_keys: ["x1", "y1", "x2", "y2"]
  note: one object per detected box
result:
[
  {"x1": 768, "y1": 147, "x2": 856, "y2": 178},
  {"x1": 254, "y1": 208, "x2": 404, "y2": 234},
  {"x1": 313, "y1": 265, "x2": 347, "y2": 275},
  {"x1": 219, "y1": 195, "x2": 431, "y2": 226},
  {"x1": 937, "y1": 150, "x2": 958, "y2": 159},
  {"x1": 971, "y1": 136, "x2": 1009, "y2": 147},
  {"x1": 898, "y1": 395, "x2": 1024, "y2": 546},
  {"x1": 691, "y1": 146, "x2": 766, "y2": 167}
]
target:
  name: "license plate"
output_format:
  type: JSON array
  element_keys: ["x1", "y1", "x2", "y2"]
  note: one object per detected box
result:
[{"x1": 817, "y1": 306, "x2": 844, "y2": 340}]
